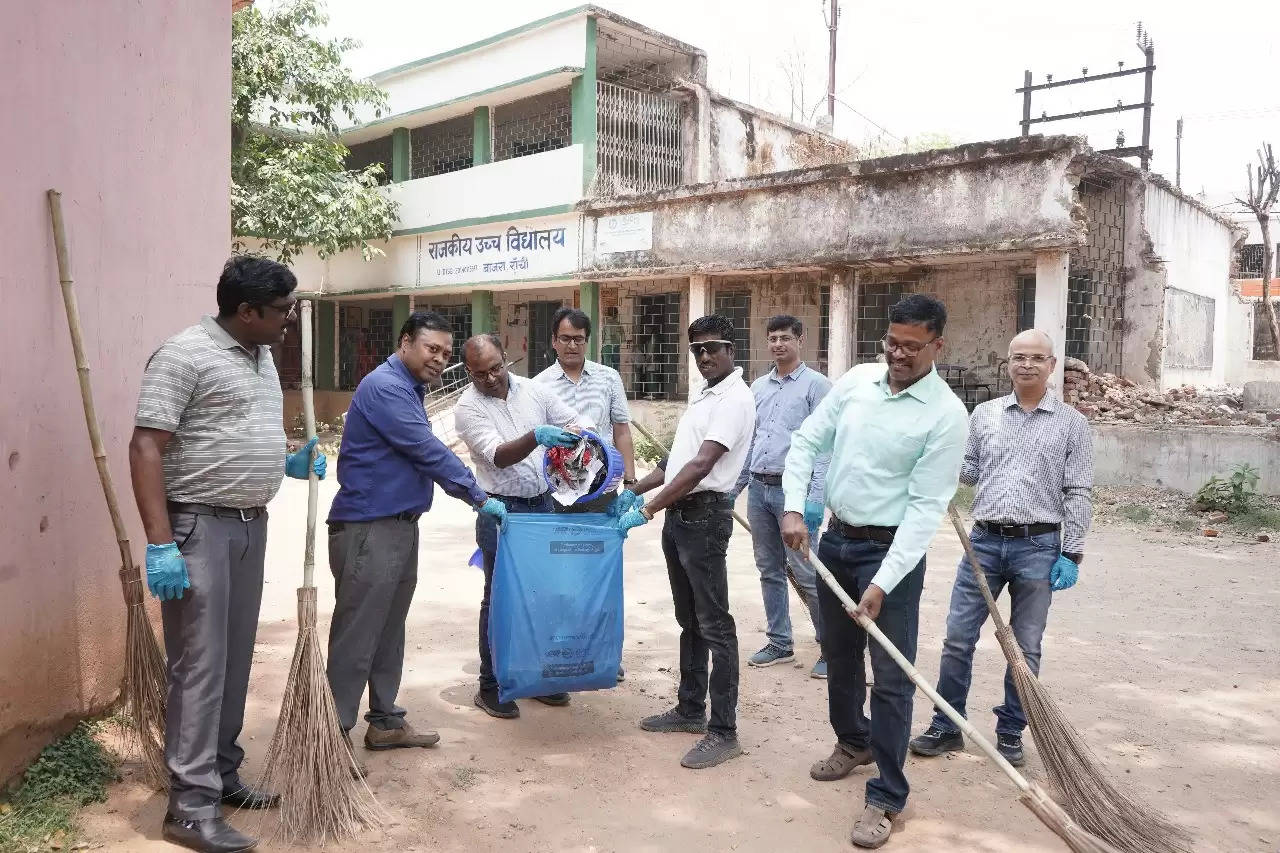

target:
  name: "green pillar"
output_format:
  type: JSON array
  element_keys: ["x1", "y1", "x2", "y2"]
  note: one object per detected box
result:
[
  {"x1": 392, "y1": 295, "x2": 411, "y2": 345},
  {"x1": 472, "y1": 106, "x2": 492, "y2": 166},
  {"x1": 579, "y1": 281, "x2": 600, "y2": 362},
  {"x1": 471, "y1": 290, "x2": 494, "y2": 335},
  {"x1": 315, "y1": 300, "x2": 336, "y2": 391},
  {"x1": 570, "y1": 16, "x2": 598, "y2": 192},
  {"x1": 391, "y1": 127, "x2": 411, "y2": 182}
]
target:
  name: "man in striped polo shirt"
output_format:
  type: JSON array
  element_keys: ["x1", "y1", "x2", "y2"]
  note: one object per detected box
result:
[{"x1": 129, "y1": 256, "x2": 325, "y2": 853}]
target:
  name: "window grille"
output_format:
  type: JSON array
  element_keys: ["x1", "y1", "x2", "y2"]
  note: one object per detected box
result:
[
  {"x1": 1068, "y1": 181, "x2": 1126, "y2": 374},
  {"x1": 628, "y1": 291, "x2": 683, "y2": 400},
  {"x1": 344, "y1": 136, "x2": 393, "y2": 184},
  {"x1": 712, "y1": 290, "x2": 752, "y2": 379},
  {"x1": 596, "y1": 82, "x2": 682, "y2": 194},
  {"x1": 410, "y1": 115, "x2": 473, "y2": 178},
  {"x1": 1017, "y1": 274, "x2": 1037, "y2": 332},
  {"x1": 1239, "y1": 243, "x2": 1265, "y2": 277},
  {"x1": 856, "y1": 282, "x2": 908, "y2": 363},
  {"x1": 493, "y1": 90, "x2": 572, "y2": 162}
]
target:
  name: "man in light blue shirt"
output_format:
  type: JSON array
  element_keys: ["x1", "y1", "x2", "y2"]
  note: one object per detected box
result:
[
  {"x1": 734, "y1": 315, "x2": 831, "y2": 678},
  {"x1": 781, "y1": 294, "x2": 968, "y2": 850}
]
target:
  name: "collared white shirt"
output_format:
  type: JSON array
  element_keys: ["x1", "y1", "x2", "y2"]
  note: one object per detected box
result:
[
  {"x1": 533, "y1": 359, "x2": 630, "y2": 448},
  {"x1": 454, "y1": 375, "x2": 584, "y2": 498},
  {"x1": 665, "y1": 367, "x2": 755, "y2": 495}
]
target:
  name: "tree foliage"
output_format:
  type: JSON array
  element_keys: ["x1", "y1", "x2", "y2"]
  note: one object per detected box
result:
[{"x1": 231, "y1": 0, "x2": 397, "y2": 263}]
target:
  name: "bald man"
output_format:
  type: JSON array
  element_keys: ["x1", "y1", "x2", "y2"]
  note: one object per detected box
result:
[{"x1": 909, "y1": 329, "x2": 1093, "y2": 768}]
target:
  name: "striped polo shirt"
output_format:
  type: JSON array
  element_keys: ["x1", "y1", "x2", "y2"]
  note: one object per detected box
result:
[
  {"x1": 533, "y1": 359, "x2": 630, "y2": 448},
  {"x1": 135, "y1": 316, "x2": 286, "y2": 509}
]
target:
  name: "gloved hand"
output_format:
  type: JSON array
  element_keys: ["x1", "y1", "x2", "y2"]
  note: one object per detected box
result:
[
  {"x1": 616, "y1": 507, "x2": 649, "y2": 537},
  {"x1": 1050, "y1": 554, "x2": 1079, "y2": 591},
  {"x1": 608, "y1": 489, "x2": 642, "y2": 517},
  {"x1": 533, "y1": 425, "x2": 579, "y2": 448},
  {"x1": 285, "y1": 437, "x2": 326, "y2": 480},
  {"x1": 804, "y1": 500, "x2": 825, "y2": 536},
  {"x1": 478, "y1": 497, "x2": 507, "y2": 524},
  {"x1": 146, "y1": 542, "x2": 190, "y2": 601}
]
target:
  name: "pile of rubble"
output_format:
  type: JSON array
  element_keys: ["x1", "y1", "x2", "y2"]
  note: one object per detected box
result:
[{"x1": 1063, "y1": 358, "x2": 1273, "y2": 426}]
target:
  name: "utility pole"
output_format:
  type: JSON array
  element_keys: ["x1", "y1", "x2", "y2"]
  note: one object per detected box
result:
[
  {"x1": 1176, "y1": 116, "x2": 1183, "y2": 188},
  {"x1": 825, "y1": 0, "x2": 839, "y2": 125}
]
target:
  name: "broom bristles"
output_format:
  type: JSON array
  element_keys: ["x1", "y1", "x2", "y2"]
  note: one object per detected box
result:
[
  {"x1": 996, "y1": 626, "x2": 1193, "y2": 853},
  {"x1": 253, "y1": 587, "x2": 385, "y2": 845},
  {"x1": 119, "y1": 567, "x2": 168, "y2": 790}
]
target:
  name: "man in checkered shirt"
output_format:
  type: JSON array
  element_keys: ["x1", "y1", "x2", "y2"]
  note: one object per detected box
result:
[{"x1": 910, "y1": 329, "x2": 1093, "y2": 768}]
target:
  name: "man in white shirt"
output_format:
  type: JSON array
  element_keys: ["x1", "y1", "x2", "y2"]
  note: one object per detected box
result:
[
  {"x1": 454, "y1": 334, "x2": 586, "y2": 720},
  {"x1": 614, "y1": 314, "x2": 755, "y2": 770}
]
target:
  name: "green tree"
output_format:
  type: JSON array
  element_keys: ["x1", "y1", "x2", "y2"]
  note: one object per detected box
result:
[{"x1": 232, "y1": 0, "x2": 397, "y2": 263}]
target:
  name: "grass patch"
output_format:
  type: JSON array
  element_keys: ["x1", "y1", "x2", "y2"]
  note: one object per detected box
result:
[
  {"x1": 0, "y1": 722, "x2": 117, "y2": 852},
  {"x1": 1231, "y1": 507, "x2": 1280, "y2": 532},
  {"x1": 952, "y1": 484, "x2": 975, "y2": 513},
  {"x1": 1116, "y1": 503, "x2": 1153, "y2": 524}
]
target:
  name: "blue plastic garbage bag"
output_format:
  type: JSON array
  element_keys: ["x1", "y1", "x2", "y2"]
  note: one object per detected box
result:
[{"x1": 489, "y1": 513, "x2": 624, "y2": 703}]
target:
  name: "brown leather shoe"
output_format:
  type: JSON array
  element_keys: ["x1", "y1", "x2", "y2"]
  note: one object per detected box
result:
[
  {"x1": 364, "y1": 721, "x2": 440, "y2": 750},
  {"x1": 342, "y1": 731, "x2": 369, "y2": 779},
  {"x1": 809, "y1": 743, "x2": 875, "y2": 781}
]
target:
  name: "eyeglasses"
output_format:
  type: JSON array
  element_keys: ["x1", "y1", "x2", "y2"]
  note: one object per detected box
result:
[
  {"x1": 555, "y1": 334, "x2": 588, "y2": 348},
  {"x1": 467, "y1": 365, "x2": 505, "y2": 383},
  {"x1": 880, "y1": 335, "x2": 938, "y2": 357},
  {"x1": 1010, "y1": 354, "x2": 1053, "y2": 365},
  {"x1": 262, "y1": 300, "x2": 298, "y2": 320},
  {"x1": 688, "y1": 339, "x2": 734, "y2": 357},
  {"x1": 767, "y1": 334, "x2": 798, "y2": 345}
]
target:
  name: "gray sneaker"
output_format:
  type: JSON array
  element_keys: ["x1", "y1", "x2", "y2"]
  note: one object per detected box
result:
[
  {"x1": 680, "y1": 732, "x2": 743, "y2": 769},
  {"x1": 748, "y1": 644, "x2": 795, "y2": 667},
  {"x1": 639, "y1": 707, "x2": 707, "y2": 734}
]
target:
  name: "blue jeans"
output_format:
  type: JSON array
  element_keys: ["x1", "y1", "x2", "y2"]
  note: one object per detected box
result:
[
  {"x1": 817, "y1": 530, "x2": 924, "y2": 815},
  {"x1": 746, "y1": 480, "x2": 822, "y2": 652},
  {"x1": 930, "y1": 526, "x2": 1057, "y2": 737},
  {"x1": 475, "y1": 492, "x2": 554, "y2": 691}
]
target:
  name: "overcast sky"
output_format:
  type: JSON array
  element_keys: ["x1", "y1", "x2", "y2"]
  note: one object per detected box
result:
[{"x1": 318, "y1": 0, "x2": 1278, "y2": 206}]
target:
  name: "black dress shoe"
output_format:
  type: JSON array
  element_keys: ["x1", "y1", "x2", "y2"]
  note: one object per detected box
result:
[
  {"x1": 162, "y1": 814, "x2": 257, "y2": 852},
  {"x1": 220, "y1": 785, "x2": 280, "y2": 810}
]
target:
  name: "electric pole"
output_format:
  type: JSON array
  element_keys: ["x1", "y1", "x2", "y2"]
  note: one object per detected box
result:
[
  {"x1": 825, "y1": 0, "x2": 840, "y2": 126},
  {"x1": 1176, "y1": 116, "x2": 1183, "y2": 188}
]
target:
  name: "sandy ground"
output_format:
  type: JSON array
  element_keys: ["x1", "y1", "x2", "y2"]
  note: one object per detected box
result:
[{"x1": 80, "y1": 477, "x2": 1280, "y2": 852}]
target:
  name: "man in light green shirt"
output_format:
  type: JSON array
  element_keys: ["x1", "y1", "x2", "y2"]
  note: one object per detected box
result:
[{"x1": 780, "y1": 294, "x2": 968, "y2": 850}]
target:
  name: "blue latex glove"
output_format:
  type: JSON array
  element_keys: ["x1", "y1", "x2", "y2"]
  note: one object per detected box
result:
[
  {"x1": 478, "y1": 497, "x2": 507, "y2": 524},
  {"x1": 616, "y1": 507, "x2": 649, "y2": 537},
  {"x1": 146, "y1": 542, "x2": 190, "y2": 601},
  {"x1": 1050, "y1": 554, "x2": 1079, "y2": 591},
  {"x1": 607, "y1": 489, "x2": 642, "y2": 517},
  {"x1": 534, "y1": 425, "x2": 579, "y2": 448},
  {"x1": 285, "y1": 437, "x2": 326, "y2": 480},
  {"x1": 803, "y1": 500, "x2": 825, "y2": 535}
]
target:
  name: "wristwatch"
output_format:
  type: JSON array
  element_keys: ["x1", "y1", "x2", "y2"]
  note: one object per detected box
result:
[
  {"x1": 623, "y1": 478, "x2": 638, "y2": 487},
  {"x1": 640, "y1": 506, "x2": 654, "y2": 521}
]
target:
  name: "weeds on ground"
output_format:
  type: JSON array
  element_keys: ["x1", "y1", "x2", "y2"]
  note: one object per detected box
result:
[
  {"x1": 1194, "y1": 463, "x2": 1261, "y2": 515},
  {"x1": 1230, "y1": 507, "x2": 1280, "y2": 533},
  {"x1": 634, "y1": 431, "x2": 675, "y2": 465},
  {"x1": 1116, "y1": 504, "x2": 1153, "y2": 524},
  {"x1": 0, "y1": 722, "x2": 118, "y2": 853}
]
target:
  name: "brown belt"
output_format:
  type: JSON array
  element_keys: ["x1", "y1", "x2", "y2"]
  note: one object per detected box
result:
[{"x1": 831, "y1": 518, "x2": 897, "y2": 544}]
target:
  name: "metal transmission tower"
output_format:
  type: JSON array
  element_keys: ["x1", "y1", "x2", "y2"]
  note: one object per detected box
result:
[{"x1": 1017, "y1": 23, "x2": 1156, "y2": 170}]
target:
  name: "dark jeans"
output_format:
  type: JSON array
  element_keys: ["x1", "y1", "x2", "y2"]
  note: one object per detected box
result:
[
  {"x1": 476, "y1": 492, "x2": 554, "y2": 691},
  {"x1": 930, "y1": 526, "x2": 1057, "y2": 736},
  {"x1": 661, "y1": 496, "x2": 739, "y2": 736},
  {"x1": 817, "y1": 529, "x2": 925, "y2": 815}
]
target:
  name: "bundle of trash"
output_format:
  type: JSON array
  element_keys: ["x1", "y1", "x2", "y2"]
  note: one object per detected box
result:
[{"x1": 543, "y1": 429, "x2": 623, "y2": 507}]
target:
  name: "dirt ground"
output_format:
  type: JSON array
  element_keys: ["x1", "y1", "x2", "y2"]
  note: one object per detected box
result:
[{"x1": 80, "y1": 478, "x2": 1280, "y2": 852}]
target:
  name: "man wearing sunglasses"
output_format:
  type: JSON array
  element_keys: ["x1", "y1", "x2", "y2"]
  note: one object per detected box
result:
[
  {"x1": 910, "y1": 328, "x2": 1092, "y2": 769},
  {"x1": 129, "y1": 256, "x2": 326, "y2": 853},
  {"x1": 614, "y1": 315, "x2": 755, "y2": 770},
  {"x1": 780, "y1": 294, "x2": 968, "y2": 849},
  {"x1": 454, "y1": 333, "x2": 588, "y2": 720}
]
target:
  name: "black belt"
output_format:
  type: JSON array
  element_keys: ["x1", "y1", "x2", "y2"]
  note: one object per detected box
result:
[
  {"x1": 487, "y1": 491, "x2": 550, "y2": 508},
  {"x1": 976, "y1": 521, "x2": 1060, "y2": 538},
  {"x1": 832, "y1": 518, "x2": 897, "y2": 544},
  {"x1": 168, "y1": 502, "x2": 265, "y2": 522},
  {"x1": 327, "y1": 511, "x2": 421, "y2": 532},
  {"x1": 751, "y1": 472, "x2": 784, "y2": 486},
  {"x1": 672, "y1": 491, "x2": 731, "y2": 510}
]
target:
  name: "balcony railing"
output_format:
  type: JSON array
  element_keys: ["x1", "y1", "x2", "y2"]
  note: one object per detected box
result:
[{"x1": 595, "y1": 81, "x2": 683, "y2": 195}]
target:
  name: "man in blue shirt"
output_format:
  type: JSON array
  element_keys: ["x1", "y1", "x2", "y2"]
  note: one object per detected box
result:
[
  {"x1": 734, "y1": 315, "x2": 831, "y2": 678},
  {"x1": 326, "y1": 311, "x2": 504, "y2": 768}
]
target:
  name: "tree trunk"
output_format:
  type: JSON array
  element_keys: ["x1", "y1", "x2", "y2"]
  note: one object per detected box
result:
[{"x1": 1261, "y1": 214, "x2": 1280, "y2": 359}]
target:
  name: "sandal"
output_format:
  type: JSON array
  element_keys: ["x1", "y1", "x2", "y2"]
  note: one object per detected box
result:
[
  {"x1": 809, "y1": 743, "x2": 874, "y2": 781},
  {"x1": 849, "y1": 804, "x2": 895, "y2": 849}
]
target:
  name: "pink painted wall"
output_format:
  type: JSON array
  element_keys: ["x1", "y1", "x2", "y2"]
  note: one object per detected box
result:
[{"x1": 0, "y1": 2, "x2": 231, "y2": 782}]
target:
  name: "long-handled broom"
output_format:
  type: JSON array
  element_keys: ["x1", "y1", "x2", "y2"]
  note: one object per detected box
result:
[
  {"x1": 944, "y1": 503, "x2": 1190, "y2": 853},
  {"x1": 47, "y1": 190, "x2": 167, "y2": 789},
  {"x1": 254, "y1": 299, "x2": 384, "y2": 843},
  {"x1": 787, "y1": 548, "x2": 1123, "y2": 853}
]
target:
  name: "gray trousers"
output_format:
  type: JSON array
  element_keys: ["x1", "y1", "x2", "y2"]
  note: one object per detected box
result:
[
  {"x1": 326, "y1": 517, "x2": 419, "y2": 733},
  {"x1": 161, "y1": 509, "x2": 267, "y2": 820}
]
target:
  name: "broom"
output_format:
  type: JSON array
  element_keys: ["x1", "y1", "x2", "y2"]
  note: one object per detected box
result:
[
  {"x1": 788, "y1": 548, "x2": 1123, "y2": 853},
  {"x1": 945, "y1": 503, "x2": 1191, "y2": 853},
  {"x1": 253, "y1": 299, "x2": 384, "y2": 843},
  {"x1": 47, "y1": 190, "x2": 168, "y2": 789}
]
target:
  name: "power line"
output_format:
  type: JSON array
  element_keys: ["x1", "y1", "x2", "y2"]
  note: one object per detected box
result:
[{"x1": 829, "y1": 94, "x2": 903, "y2": 142}]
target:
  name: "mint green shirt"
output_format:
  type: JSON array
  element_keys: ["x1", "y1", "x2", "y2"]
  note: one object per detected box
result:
[{"x1": 783, "y1": 363, "x2": 969, "y2": 594}]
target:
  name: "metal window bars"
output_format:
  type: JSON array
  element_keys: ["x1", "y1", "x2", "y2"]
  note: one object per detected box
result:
[
  {"x1": 595, "y1": 81, "x2": 682, "y2": 195},
  {"x1": 410, "y1": 115, "x2": 473, "y2": 178},
  {"x1": 493, "y1": 89, "x2": 572, "y2": 162}
]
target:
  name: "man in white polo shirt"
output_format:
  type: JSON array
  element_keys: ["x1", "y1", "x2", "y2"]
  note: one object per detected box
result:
[{"x1": 614, "y1": 314, "x2": 755, "y2": 770}]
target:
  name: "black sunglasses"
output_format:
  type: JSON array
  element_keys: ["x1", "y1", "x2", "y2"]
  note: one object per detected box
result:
[{"x1": 688, "y1": 339, "x2": 733, "y2": 357}]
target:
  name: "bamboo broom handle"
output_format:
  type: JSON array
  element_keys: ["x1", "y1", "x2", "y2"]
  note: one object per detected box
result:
[
  {"x1": 789, "y1": 548, "x2": 1034, "y2": 796},
  {"x1": 300, "y1": 299, "x2": 318, "y2": 589},
  {"x1": 47, "y1": 190, "x2": 135, "y2": 575},
  {"x1": 946, "y1": 503, "x2": 1011, "y2": 634}
]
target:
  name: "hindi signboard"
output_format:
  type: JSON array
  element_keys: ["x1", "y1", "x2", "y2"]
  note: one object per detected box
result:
[
  {"x1": 420, "y1": 214, "x2": 581, "y2": 286},
  {"x1": 595, "y1": 212, "x2": 653, "y2": 254}
]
